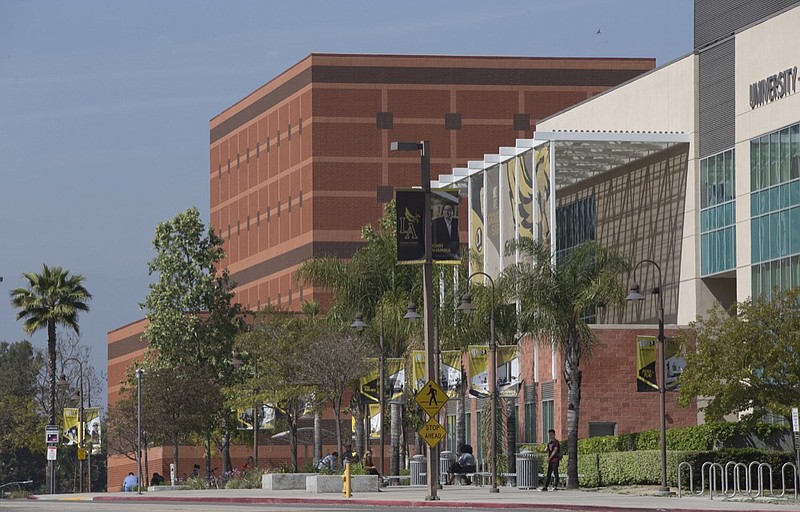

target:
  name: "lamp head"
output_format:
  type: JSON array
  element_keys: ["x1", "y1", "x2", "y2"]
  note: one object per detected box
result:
[
  {"x1": 625, "y1": 283, "x2": 646, "y2": 302},
  {"x1": 457, "y1": 292, "x2": 476, "y2": 312},
  {"x1": 403, "y1": 301, "x2": 421, "y2": 320},
  {"x1": 58, "y1": 373, "x2": 68, "y2": 387},
  {"x1": 351, "y1": 312, "x2": 367, "y2": 331},
  {"x1": 390, "y1": 141, "x2": 422, "y2": 152}
]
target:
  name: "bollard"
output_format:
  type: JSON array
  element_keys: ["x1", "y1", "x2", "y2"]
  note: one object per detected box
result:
[{"x1": 342, "y1": 462, "x2": 352, "y2": 497}]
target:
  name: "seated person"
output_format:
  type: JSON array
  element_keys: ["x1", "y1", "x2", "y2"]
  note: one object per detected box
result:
[
  {"x1": 122, "y1": 472, "x2": 138, "y2": 492},
  {"x1": 447, "y1": 444, "x2": 476, "y2": 485},
  {"x1": 362, "y1": 449, "x2": 380, "y2": 477},
  {"x1": 150, "y1": 472, "x2": 165, "y2": 486},
  {"x1": 317, "y1": 451, "x2": 338, "y2": 472},
  {"x1": 342, "y1": 444, "x2": 360, "y2": 465}
]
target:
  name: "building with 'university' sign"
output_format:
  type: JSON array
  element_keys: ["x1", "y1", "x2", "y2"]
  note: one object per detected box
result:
[{"x1": 109, "y1": 0, "x2": 800, "y2": 491}]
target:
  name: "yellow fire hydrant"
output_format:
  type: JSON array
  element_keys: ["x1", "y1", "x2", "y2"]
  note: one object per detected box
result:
[{"x1": 341, "y1": 462, "x2": 352, "y2": 497}]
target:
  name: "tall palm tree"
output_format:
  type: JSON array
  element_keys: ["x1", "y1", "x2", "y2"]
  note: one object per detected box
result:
[
  {"x1": 500, "y1": 239, "x2": 628, "y2": 489},
  {"x1": 10, "y1": 265, "x2": 91, "y2": 426}
]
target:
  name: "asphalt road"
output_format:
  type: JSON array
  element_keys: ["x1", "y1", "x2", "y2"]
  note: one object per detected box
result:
[{"x1": 0, "y1": 502, "x2": 570, "y2": 512}]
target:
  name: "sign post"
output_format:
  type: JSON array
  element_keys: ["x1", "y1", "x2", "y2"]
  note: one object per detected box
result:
[{"x1": 792, "y1": 407, "x2": 799, "y2": 490}]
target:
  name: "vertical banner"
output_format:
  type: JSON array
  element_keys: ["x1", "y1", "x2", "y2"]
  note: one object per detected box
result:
[
  {"x1": 369, "y1": 404, "x2": 381, "y2": 439},
  {"x1": 63, "y1": 408, "x2": 79, "y2": 445},
  {"x1": 359, "y1": 358, "x2": 380, "y2": 403},
  {"x1": 431, "y1": 189, "x2": 461, "y2": 263},
  {"x1": 396, "y1": 189, "x2": 426, "y2": 264},
  {"x1": 385, "y1": 358, "x2": 405, "y2": 402},
  {"x1": 501, "y1": 160, "x2": 517, "y2": 269},
  {"x1": 411, "y1": 350, "x2": 463, "y2": 398},
  {"x1": 84, "y1": 407, "x2": 101, "y2": 453},
  {"x1": 469, "y1": 172, "x2": 485, "y2": 273},
  {"x1": 637, "y1": 336, "x2": 685, "y2": 392},
  {"x1": 517, "y1": 151, "x2": 534, "y2": 240},
  {"x1": 534, "y1": 144, "x2": 551, "y2": 241},
  {"x1": 484, "y1": 164, "x2": 501, "y2": 276},
  {"x1": 497, "y1": 345, "x2": 521, "y2": 397},
  {"x1": 467, "y1": 345, "x2": 490, "y2": 397}
]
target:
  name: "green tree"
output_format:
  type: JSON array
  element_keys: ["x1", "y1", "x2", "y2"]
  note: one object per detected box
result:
[
  {"x1": 140, "y1": 207, "x2": 243, "y2": 472},
  {"x1": 303, "y1": 330, "x2": 374, "y2": 460},
  {"x1": 677, "y1": 287, "x2": 800, "y2": 424},
  {"x1": 0, "y1": 341, "x2": 45, "y2": 486},
  {"x1": 501, "y1": 239, "x2": 629, "y2": 489},
  {"x1": 233, "y1": 307, "x2": 316, "y2": 472},
  {"x1": 10, "y1": 264, "x2": 91, "y2": 493}
]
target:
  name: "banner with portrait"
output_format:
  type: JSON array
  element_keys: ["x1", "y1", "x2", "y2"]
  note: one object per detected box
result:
[
  {"x1": 431, "y1": 189, "x2": 461, "y2": 264},
  {"x1": 410, "y1": 350, "x2": 463, "y2": 397},
  {"x1": 360, "y1": 358, "x2": 380, "y2": 403},
  {"x1": 385, "y1": 358, "x2": 405, "y2": 403},
  {"x1": 467, "y1": 345, "x2": 520, "y2": 397},
  {"x1": 636, "y1": 335, "x2": 685, "y2": 392},
  {"x1": 534, "y1": 144, "x2": 551, "y2": 241},
  {"x1": 469, "y1": 172, "x2": 485, "y2": 273},
  {"x1": 63, "y1": 408, "x2": 79, "y2": 445},
  {"x1": 484, "y1": 164, "x2": 502, "y2": 276},
  {"x1": 236, "y1": 405, "x2": 276, "y2": 430}
]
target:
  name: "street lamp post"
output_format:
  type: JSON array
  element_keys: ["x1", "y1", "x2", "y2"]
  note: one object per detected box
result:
[
  {"x1": 136, "y1": 368, "x2": 144, "y2": 495},
  {"x1": 59, "y1": 358, "x2": 85, "y2": 493},
  {"x1": 351, "y1": 305, "x2": 386, "y2": 476},
  {"x1": 458, "y1": 272, "x2": 499, "y2": 494},
  {"x1": 626, "y1": 259, "x2": 669, "y2": 494},
  {"x1": 232, "y1": 353, "x2": 259, "y2": 468},
  {"x1": 390, "y1": 140, "x2": 437, "y2": 500}
]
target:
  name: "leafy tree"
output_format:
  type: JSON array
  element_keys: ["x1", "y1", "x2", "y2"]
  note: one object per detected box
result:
[
  {"x1": 677, "y1": 287, "x2": 800, "y2": 424},
  {"x1": 501, "y1": 239, "x2": 629, "y2": 489},
  {"x1": 233, "y1": 307, "x2": 316, "y2": 472},
  {"x1": 0, "y1": 341, "x2": 45, "y2": 486},
  {"x1": 303, "y1": 330, "x2": 374, "y2": 460},
  {"x1": 140, "y1": 207, "x2": 243, "y2": 472}
]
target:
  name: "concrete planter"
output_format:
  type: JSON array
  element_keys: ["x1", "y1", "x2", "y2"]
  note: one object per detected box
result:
[
  {"x1": 261, "y1": 473, "x2": 314, "y2": 490},
  {"x1": 147, "y1": 485, "x2": 189, "y2": 492},
  {"x1": 305, "y1": 474, "x2": 380, "y2": 493}
]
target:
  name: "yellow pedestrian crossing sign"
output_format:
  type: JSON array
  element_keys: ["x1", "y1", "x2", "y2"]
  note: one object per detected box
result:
[
  {"x1": 418, "y1": 417, "x2": 446, "y2": 448},
  {"x1": 414, "y1": 379, "x2": 448, "y2": 417}
]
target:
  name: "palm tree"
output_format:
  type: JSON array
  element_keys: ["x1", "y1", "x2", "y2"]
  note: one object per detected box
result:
[
  {"x1": 500, "y1": 239, "x2": 628, "y2": 489},
  {"x1": 10, "y1": 264, "x2": 91, "y2": 493},
  {"x1": 10, "y1": 265, "x2": 92, "y2": 425}
]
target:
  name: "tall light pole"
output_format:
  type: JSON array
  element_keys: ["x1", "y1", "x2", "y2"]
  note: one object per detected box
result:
[
  {"x1": 59, "y1": 358, "x2": 85, "y2": 493},
  {"x1": 136, "y1": 368, "x2": 144, "y2": 495},
  {"x1": 626, "y1": 259, "x2": 669, "y2": 494},
  {"x1": 232, "y1": 353, "x2": 259, "y2": 468},
  {"x1": 351, "y1": 302, "x2": 386, "y2": 476},
  {"x1": 458, "y1": 272, "x2": 499, "y2": 494},
  {"x1": 390, "y1": 140, "x2": 437, "y2": 500}
]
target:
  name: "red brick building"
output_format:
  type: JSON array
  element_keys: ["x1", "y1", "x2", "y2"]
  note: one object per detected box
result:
[{"x1": 107, "y1": 53, "x2": 656, "y2": 489}]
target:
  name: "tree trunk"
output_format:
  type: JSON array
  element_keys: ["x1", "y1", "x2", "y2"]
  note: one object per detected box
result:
[
  {"x1": 456, "y1": 385, "x2": 465, "y2": 451},
  {"x1": 564, "y1": 327, "x2": 582, "y2": 489},
  {"x1": 221, "y1": 430, "x2": 232, "y2": 473},
  {"x1": 47, "y1": 320, "x2": 57, "y2": 493},
  {"x1": 390, "y1": 402, "x2": 400, "y2": 475},
  {"x1": 351, "y1": 394, "x2": 365, "y2": 456},
  {"x1": 333, "y1": 400, "x2": 343, "y2": 467},
  {"x1": 290, "y1": 411, "x2": 299, "y2": 472},
  {"x1": 173, "y1": 437, "x2": 180, "y2": 483},
  {"x1": 506, "y1": 397, "x2": 516, "y2": 474},
  {"x1": 313, "y1": 411, "x2": 322, "y2": 467}
]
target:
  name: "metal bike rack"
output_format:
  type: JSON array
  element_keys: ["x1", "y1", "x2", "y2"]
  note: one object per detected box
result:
[{"x1": 778, "y1": 462, "x2": 798, "y2": 499}]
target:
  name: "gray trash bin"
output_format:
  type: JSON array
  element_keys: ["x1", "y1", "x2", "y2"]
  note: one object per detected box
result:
[
  {"x1": 439, "y1": 450, "x2": 456, "y2": 485},
  {"x1": 410, "y1": 455, "x2": 427, "y2": 486},
  {"x1": 516, "y1": 450, "x2": 537, "y2": 489}
]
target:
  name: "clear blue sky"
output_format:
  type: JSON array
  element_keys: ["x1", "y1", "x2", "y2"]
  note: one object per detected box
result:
[{"x1": 0, "y1": 0, "x2": 694, "y2": 407}]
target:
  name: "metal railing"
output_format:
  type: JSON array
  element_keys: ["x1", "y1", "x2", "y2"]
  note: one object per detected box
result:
[
  {"x1": 0, "y1": 480, "x2": 33, "y2": 498},
  {"x1": 678, "y1": 460, "x2": 797, "y2": 500}
]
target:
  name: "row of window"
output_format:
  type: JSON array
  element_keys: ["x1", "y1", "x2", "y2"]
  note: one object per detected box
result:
[
  {"x1": 750, "y1": 178, "x2": 800, "y2": 217},
  {"x1": 700, "y1": 149, "x2": 736, "y2": 277},
  {"x1": 217, "y1": 118, "x2": 304, "y2": 179},
  {"x1": 750, "y1": 123, "x2": 800, "y2": 192},
  {"x1": 751, "y1": 206, "x2": 800, "y2": 264},
  {"x1": 700, "y1": 148, "x2": 735, "y2": 209},
  {"x1": 223, "y1": 192, "x2": 303, "y2": 240},
  {"x1": 555, "y1": 196, "x2": 596, "y2": 261},
  {"x1": 752, "y1": 256, "x2": 800, "y2": 300}
]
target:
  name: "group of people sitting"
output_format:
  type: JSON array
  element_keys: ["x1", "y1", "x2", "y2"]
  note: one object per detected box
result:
[{"x1": 316, "y1": 443, "x2": 380, "y2": 477}]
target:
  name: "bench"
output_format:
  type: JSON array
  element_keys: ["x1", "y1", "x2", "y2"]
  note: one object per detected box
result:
[
  {"x1": 382, "y1": 475, "x2": 410, "y2": 486},
  {"x1": 450, "y1": 471, "x2": 491, "y2": 486}
]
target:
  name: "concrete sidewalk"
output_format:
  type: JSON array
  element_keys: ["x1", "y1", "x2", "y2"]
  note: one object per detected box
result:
[{"x1": 29, "y1": 484, "x2": 799, "y2": 512}]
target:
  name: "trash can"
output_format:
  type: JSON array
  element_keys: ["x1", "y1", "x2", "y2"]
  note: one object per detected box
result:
[
  {"x1": 410, "y1": 455, "x2": 427, "y2": 486},
  {"x1": 516, "y1": 450, "x2": 537, "y2": 489},
  {"x1": 439, "y1": 451, "x2": 456, "y2": 485}
]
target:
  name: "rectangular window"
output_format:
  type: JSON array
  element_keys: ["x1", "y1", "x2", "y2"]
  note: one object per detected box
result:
[
  {"x1": 524, "y1": 402, "x2": 536, "y2": 444},
  {"x1": 288, "y1": 195, "x2": 292, "y2": 212},
  {"x1": 447, "y1": 414, "x2": 456, "y2": 451},
  {"x1": 588, "y1": 422, "x2": 616, "y2": 438},
  {"x1": 299, "y1": 190, "x2": 303, "y2": 207},
  {"x1": 266, "y1": 136, "x2": 270, "y2": 152},
  {"x1": 277, "y1": 129, "x2": 281, "y2": 146},
  {"x1": 246, "y1": 147, "x2": 250, "y2": 164},
  {"x1": 541, "y1": 400, "x2": 554, "y2": 443},
  {"x1": 256, "y1": 142, "x2": 259, "y2": 158},
  {"x1": 475, "y1": 411, "x2": 483, "y2": 462},
  {"x1": 288, "y1": 123, "x2": 292, "y2": 140},
  {"x1": 465, "y1": 412, "x2": 472, "y2": 452}
]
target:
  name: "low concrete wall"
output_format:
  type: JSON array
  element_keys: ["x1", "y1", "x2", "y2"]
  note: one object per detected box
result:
[
  {"x1": 147, "y1": 485, "x2": 189, "y2": 492},
  {"x1": 261, "y1": 473, "x2": 314, "y2": 490},
  {"x1": 306, "y1": 475, "x2": 380, "y2": 493}
]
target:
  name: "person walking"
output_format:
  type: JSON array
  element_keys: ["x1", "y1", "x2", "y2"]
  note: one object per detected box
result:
[{"x1": 541, "y1": 429, "x2": 562, "y2": 491}]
